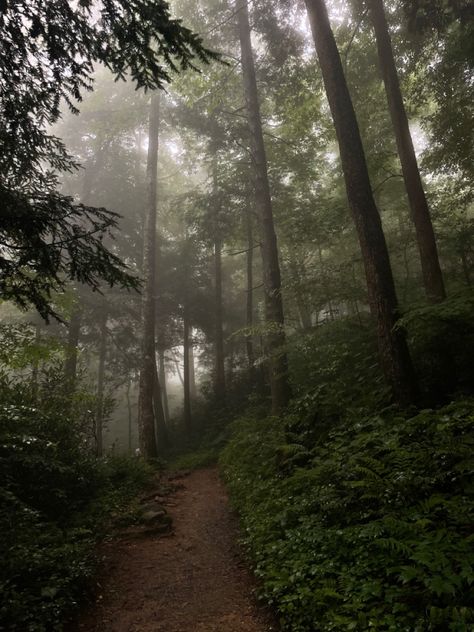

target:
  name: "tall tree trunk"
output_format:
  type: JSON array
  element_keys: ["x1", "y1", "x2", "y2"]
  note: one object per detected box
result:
[
  {"x1": 460, "y1": 248, "x2": 472, "y2": 286},
  {"x1": 369, "y1": 0, "x2": 445, "y2": 303},
  {"x1": 245, "y1": 206, "x2": 255, "y2": 369},
  {"x1": 64, "y1": 303, "x2": 82, "y2": 392},
  {"x1": 183, "y1": 300, "x2": 192, "y2": 430},
  {"x1": 212, "y1": 164, "x2": 226, "y2": 403},
  {"x1": 214, "y1": 233, "x2": 226, "y2": 402},
  {"x1": 31, "y1": 322, "x2": 41, "y2": 401},
  {"x1": 126, "y1": 378, "x2": 133, "y2": 454},
  {"x1": 304, "y1": 0, "x2": 417, "y2": 406},
  {"x1": 288, "y1": 253, "x2": 312, "y2": 330},
  {"x1": 135, "y1": 129, "x2": 143, "y2": 185},
  {"x1": 138, "y1": 92, "x2": 163, "y2": 459},
  {"x1": 158, "y1": 348, "x2": 170, "y2": 424},
  {"x1": 236, "y1": 0, "x2": 291, "y2": 414},
  {"x1": 82, "y1": 136, "x2": 109, "y2": 205},
  {"x1": 95, "y1": 310, "x2": 107, "y2": 458},
  {"x1": 153, "y1": 357, "x2": 169, "y2": 448},
  {"x1": 318, "y1": 245, "x2": 335, "y2": 321},
  {"x1": 226, "y1": 337, "x2": 235, "y2": 387},
  {"x1": 188, "y1": 341, "x2": 197, "y2": 401},
  {"x1": 173, "y1": 352, "x2": 185, "y2": 387}
]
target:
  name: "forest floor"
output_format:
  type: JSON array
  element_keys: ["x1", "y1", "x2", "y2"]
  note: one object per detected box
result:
[{"x1": 68, "y1": 467, "x2": 277, "y2": 632}]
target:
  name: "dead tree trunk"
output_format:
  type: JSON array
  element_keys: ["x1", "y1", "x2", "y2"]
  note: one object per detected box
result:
[
  {"x1": 236, "y1": 0, "x2": 291, "y2": 414},
  {"x1": 304, "y1": 0, "x2": 418, "y2": 406},
  {"x1": 369, "y1": 0, "x2": 445, "y2": 303}
]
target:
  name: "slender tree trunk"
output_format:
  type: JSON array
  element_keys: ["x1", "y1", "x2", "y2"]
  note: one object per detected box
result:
[
  {"x1": 237, "y1": 0, "x2": 291, "y2": 414},
  {"x1": 188, "y1": 341, "x2": 197, "y2": 400},
  {"x1": 226, "y1": 337, "x2": 235, "y2": 387},
  {"x1": 351, "y1": 263, "x2": 363, "y2": 326},
  {"x1": 214, "y1": 233, "x2": 226, "y2": 402},
  {"x1": 183, "y1": 300, "x2": 192, "y2": 430},
  {"x1": 158, "y1": 348, "x2": 170, "y2": 424},
  {"x1": 126, "y1": 378, "x2": 133, "y2": 454},
  {"x1": 368, "y1": 0, "x2": 445, "y2": 303},
  {"x1": 304, "y1": 0, "x2": 417, "y2": 406},
  {"x1": 64, "y1": 303, "x2": 82, "y2": 392},
  {"x1": 289, "y1": 253, "x2": 312, "y2": 330},
  {"x1": 318, "y1": 245, "x2": 335, "y2": 322},
  {"x1": 212, "y1": 164, "x2": 226, "y2": 403},
  {"x1": 138, "y1": 92, "x2": 163, "y2": 459},
  {"x1": 95, "y1": 311, "x2": 107, "y2": 458},
  {"x1": 135, "y1": 129, "x2": 143, "y2": 185},
  {"x1": 173, "y1": 353, "x2": 185, "y2": 387},
  {"x1": 31, "y1": 323, "x2": 41, "y2": 401},
  {"x1": 460, "y1": 248, "x2": 472, "y2": 286},
  {"x1": 82, "y1": 137, "x2": 109, "y2": 205},
  {"x1": 153, "y1": 357, "x2": 169, "y2": 448},
  {"x1": 245, "y1": 206, "x2": 255, "y2": 369}
]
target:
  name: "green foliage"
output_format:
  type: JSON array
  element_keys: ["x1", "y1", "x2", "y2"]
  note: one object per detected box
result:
[
  {"x1": 288, "y1": 317, "x2": 387, "y2": 420},
  {"x1": 0, "y1": 196, "x2": 141, "y2": 320},
  {"x1": 0, "y1": 401, "x2": 154, "y2": 631},
  {"x1": 221, "y1": 400, "x2": 474, "y2": 631},
  {"x1": 0, "y1": 0, "x2": 218, "y2": 319},
  {"x1": 169, "y1": 446, "x2": 219, "y2": 471},
  {"x1": 399, "y1": 291, "x2": 474, "y2": 401}
]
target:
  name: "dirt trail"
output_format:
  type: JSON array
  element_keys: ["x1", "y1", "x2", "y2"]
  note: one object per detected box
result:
[{"x1": 69, "y1": 467, "x2": 277, "y2": 632}]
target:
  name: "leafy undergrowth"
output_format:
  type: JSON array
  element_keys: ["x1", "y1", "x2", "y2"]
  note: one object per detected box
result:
[
  {"x1": 221, "y1": 400, "x2": 474, "y2": 631},
  {"x1": 168, "y1": 446, "x2": 219, "y2": 472},
  {"x1": 0, "y1": 405, "x2": 156, "y2": 632}
]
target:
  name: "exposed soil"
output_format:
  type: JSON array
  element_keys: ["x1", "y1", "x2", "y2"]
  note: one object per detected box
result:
[{"x1": 68, "y1": 467, "x2": 277, "y2": 632}]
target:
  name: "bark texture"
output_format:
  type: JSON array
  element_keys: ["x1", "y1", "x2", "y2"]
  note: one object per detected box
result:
[
  {"x1": 304, "y1": 0, "x2": 417, "y2": 406},
  {"x1": 138, "y1": 92, "x2": 163, "y2": 458},
  {"x1": 153, "y1": 357, "x2": 169, "y2": 447},
  {"x1": 158, "y1": 348, "x2": 170, "y2": 424},
  {"x1": 214, "y1": 233, "x2": 226, "y2": 402},
  {"x1": 369, "y1": 0, "x2": 445, "y2": 303},
  {"x1": 245, "y1": 206, "x2": 255, "y2": 370},
  {"x1": 237, "y1": 0, "x2": 291, "y2": 414}
]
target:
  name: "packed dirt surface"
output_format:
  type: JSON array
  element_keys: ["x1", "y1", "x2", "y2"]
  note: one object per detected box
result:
[{"x1": 68, "y1": 467, "x2": 277, "y2": 632}]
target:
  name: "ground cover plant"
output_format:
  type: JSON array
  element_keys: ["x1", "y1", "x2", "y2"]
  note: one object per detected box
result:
[
  {"x1": 0, "y1": 0, "x2": 472, "y2": 627},
  {"x1": 221, "y1": 400, "x2": 474, "y2": 631},
  {"x1": 0, "y1": 399, "x2": 155, "y2": 632}
]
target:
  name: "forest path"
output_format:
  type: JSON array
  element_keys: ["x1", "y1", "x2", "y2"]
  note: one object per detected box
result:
[{"x1": 69, "y1": 467, "x2": 277, "y2": 632}]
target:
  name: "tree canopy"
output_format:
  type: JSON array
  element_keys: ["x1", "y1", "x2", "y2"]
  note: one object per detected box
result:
[{"x1": 0, "y1": 0, "x2": 217, "y2": 318}]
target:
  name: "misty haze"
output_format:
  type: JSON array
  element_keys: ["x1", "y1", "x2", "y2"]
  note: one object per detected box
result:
[{"x1": 1, "y1": 0, "x2": 473, "y2": 630}]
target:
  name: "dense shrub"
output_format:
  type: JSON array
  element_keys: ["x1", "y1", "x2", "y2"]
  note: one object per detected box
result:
[
  {"x1": 221, "y1": 400, "x2": 474, "y2": 631},
  {"x1": 400, "y1": 291, "x2": 474, "y2": 403},
  {"x1": 0, "y1": 404, "x2": 154, "y2": 631}
]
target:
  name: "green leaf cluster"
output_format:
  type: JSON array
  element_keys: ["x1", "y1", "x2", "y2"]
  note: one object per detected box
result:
[
  {"x1": 0, "y1": 397, "x2": 154, "y2": 630},
  {"x1": 221, "y1": 400, "x2": 474, "y2": 630}
]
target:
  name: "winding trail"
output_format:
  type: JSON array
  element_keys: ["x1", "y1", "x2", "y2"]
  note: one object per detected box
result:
[{"x1": 69, "y1": 467, "x2": 277, "y2": 632}]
